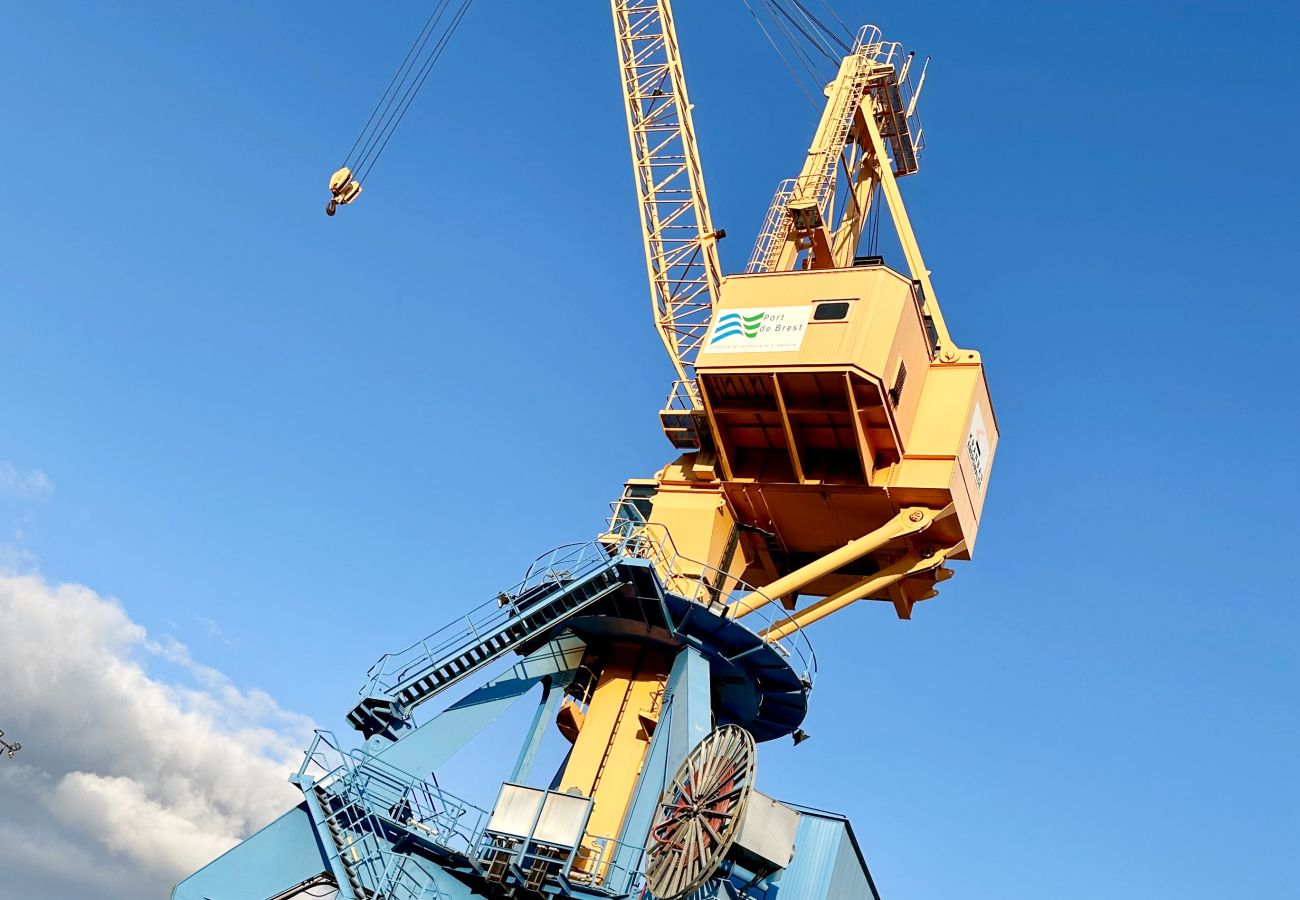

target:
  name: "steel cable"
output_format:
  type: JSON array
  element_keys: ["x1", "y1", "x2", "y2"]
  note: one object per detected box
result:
[
  {"x1": 341, "y1": 0, "x2": 453, "y2": 168},
  {"x1": 354, "y1": 0, "x2": 474, "y2": 184},
  {"x1": 741, "y1": 0, "x2": 820, "y2": 108}
]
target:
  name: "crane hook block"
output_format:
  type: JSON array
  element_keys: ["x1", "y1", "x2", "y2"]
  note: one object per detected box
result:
[
  {"x1": 325, "y1": 166, "x2": 363, "y2": 216},
  {"x1": 328, "y1": 166, "x2": 353, "y2": 193},
  {"x1": 337, "y1": 180, "x2": 362, "y2": 205}
]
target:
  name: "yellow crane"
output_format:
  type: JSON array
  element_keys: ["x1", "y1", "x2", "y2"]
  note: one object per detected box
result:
[
  {"x1": 173, "y1": 6, "x2": 1001, "y2": 899},
  {"x1": 309, "y1": 0, "x2": 997, "y2": 886}
]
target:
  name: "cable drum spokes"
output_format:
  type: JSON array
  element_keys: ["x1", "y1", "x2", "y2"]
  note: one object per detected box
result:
[{"x1": 645, "y1": 724, "x2": 757, "y2": 900}]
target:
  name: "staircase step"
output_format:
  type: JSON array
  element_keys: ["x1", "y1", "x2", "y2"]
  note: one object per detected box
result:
[{"x1": 350, "y1": 564, "x2": 626, "y2": 734}]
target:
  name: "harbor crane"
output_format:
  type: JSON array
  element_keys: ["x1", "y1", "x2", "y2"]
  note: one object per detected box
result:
[
  {"x1": 176, "y1": 2, "x2": 996, "y2": 898},
  {"x1": 0, "y1": 729, "x2": 20, "y2": 760}
]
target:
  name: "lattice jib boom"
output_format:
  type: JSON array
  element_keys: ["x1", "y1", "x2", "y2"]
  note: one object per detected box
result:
[{"x1": 613, "y1": 0, "x2": 722, "y2": 394}]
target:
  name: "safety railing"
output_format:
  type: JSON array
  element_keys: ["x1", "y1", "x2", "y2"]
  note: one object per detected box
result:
[
  {"x1": 857, "y1": 23, "x2": 927, "y2": 161},
  {"x1": 299, "y1": 731, "x2": 491, "y2": 887},
  {"x1": 659, "y1": 379, "x2": 707, "y2": 448},
  {"x1": 298, "y1": 729, "x2": 353, "y2": 789},
  {"x1": 297, "y1": 732, "x2": 435, "y2": 899},
  {"x1": 745, "y1": 179, "x2": 797, "y2": 273},
  {"x1": 746, "y1": 35, "x2": 874, "y2": 273},
  {"x1": 747, "y1": 24, "x2": 925, "y2": 274},
  {"x1": 357, "y1": 506, "x2": 816, "y2": 713},
  {"x1": 345, "y1": 750, "x2": 491, "y2": 857},
  {"x1": 567, "y1": 834, "x2": 647, "y2": 896},
  {"x1": 604, "y1": 508, "x2": 818, "y2": 689},
  {"x1": 299, "y1": 732, "x2": 645, "y2": 897},
  {"x1": 660, "y1": 378, "x2": 702, "y2": 413},
  {"x1": 357, "y1": 540, "x2": 621, "y2": 700},
  {"x1": 854, "y1": 24, "x2": 903, "y2": 66}
]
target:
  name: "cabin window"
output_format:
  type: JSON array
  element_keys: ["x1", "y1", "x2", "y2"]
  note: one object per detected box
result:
[{"x1": 812, "y1": 300, "x2": 852, "y2": 321}]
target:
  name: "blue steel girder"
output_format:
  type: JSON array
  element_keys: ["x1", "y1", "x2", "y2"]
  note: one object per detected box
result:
[
  {"x1": 611, "y1": 644, "x2": 712, "y2": 889},
  {"x1": 371, "y1": 633, "x2": 586, "y2": 775}
]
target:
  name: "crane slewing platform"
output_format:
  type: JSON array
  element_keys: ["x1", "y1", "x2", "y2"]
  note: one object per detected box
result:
[{"x1": 175, "y1": 4, "x2": 997, "y2": 899}]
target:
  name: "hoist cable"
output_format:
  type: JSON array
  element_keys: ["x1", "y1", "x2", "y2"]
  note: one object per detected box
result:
[
  {"x1": 741, "y1": 0, "x2": 820, "y2": 108},
  {"x1": 812, "y1": 0, "x2": 855, "y2": 46},
  {"x1": 354, "y1": 0, "x2": 473, "y2": 184},
  {"x1": 789, "y1": 0, "x2": 853, "y2": 55},
  {"x1": 765, "y1": 0, "x2": 840, "y2": 67},
  {"x1": 782, "y1": 0, "x2": 843, "y2": 62},
  {"x1": 341, "y1": 0, "x2": 452, "y2": 167},
  {"x1": 761, "y1": 0, "x2": 827, "y2": 93},
  {"x1": 351, "y1": 0, "x2": 456, "y2": 180},
  {"x1": 867, "y1": 184, "x2": 882, "y2": 256}
]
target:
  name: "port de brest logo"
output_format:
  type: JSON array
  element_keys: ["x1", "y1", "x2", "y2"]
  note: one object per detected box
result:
[{"x1": 707, "y1": 307, "x2": 810, "y2": 353}]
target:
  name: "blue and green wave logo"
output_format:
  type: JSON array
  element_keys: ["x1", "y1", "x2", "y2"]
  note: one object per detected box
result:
[{"x1": 710, "y1": 312, "x2": 764, "y2": 344}]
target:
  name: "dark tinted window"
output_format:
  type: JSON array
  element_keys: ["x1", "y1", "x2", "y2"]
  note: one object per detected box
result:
[{"x1": 813, "y1": 301, "x2": 851, "y2": 321}]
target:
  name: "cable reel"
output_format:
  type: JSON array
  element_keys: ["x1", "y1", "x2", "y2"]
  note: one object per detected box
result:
[{"x1": 645, "y1": 724, "x2": 757, "y2": 899}]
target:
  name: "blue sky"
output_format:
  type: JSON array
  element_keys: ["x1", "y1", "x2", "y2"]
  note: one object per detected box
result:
[{"x1": 2, "y1": 1, "x2": 1298, "y2": 897}]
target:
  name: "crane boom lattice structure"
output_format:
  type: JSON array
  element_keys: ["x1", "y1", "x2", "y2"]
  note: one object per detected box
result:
[
  {"x1": 180, "y1": 4, "x2": 998, "y2": 899},
  {"x1": 613, "y1": 0, "x2": 723, "y2": 394}
]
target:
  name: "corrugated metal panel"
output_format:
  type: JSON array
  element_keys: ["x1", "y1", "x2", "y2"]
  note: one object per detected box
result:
[
  {"x1": 828, "y1": 828, "x2": 878, "y2": 900},
  {"x1": 764, "y1": 811, "x2": 878, "y2": 894},
  {"x1": 773, "y1": 810, "x2": 880, "y2": 900},
  {"x1": 775, "y1": 813, "x2": 841, "y2": 897}
]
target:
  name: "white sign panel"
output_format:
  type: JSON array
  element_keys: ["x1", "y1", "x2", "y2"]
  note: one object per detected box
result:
[
  {"x1": 965, "y1": 402, "x2": 991, "y2": 493},
  {"x1": 705, "y1": 306, "x2": 809, "y2": 353}
]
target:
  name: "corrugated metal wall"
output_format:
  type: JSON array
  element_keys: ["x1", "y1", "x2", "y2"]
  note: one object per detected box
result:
[{"x1": 772, "y1": 810, "x2": 881, "y2": 899}]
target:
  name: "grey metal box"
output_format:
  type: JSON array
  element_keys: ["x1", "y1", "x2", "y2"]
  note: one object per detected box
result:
[{"x1": 731, "y1": 791, "x2": 798, "y2": 872}]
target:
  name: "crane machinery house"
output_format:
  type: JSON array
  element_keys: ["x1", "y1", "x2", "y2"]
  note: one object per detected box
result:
[{"x1": 174, "y1": 4, "x2": 997, "y2": 899}]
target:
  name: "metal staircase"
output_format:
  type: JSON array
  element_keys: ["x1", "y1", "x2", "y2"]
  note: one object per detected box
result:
[
  {"x1": 316, "y1": 784, "x2": 385, "y2": 900},
  {"x1": 296, "y1": 734, "x2": 643, "y2": 900},
  {"x1": 297, "y1": 734, "x2": 482, "y2": 899},
  {"x1": 311, "y1": 782, "x2": 434, "y2": 900},
  {"x1": 349, "y1": 542, "x2": 627, "y2": 738},
  {"x1": 746, "y1": 38, "x2": 874, "y2": 274}
]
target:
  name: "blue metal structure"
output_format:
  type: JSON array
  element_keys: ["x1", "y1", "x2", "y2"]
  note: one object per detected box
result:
[{"x1": 172, "y1": 523, "x2": 888, "y2": 899}]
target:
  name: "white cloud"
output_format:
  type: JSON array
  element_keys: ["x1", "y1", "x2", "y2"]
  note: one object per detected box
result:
[
  {"x1": 0, "y1": 572, "x2": 315, "y2": 899},
  {"x1": 0, "y1": 461, "x2": 53, "y2": 498},
  {"x1": 51, "y1": 772, "x2": 241, "y2": 878}
]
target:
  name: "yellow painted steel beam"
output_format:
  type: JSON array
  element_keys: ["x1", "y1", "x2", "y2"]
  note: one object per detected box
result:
[
  {"x1": 829, "y1": 137, "x2": 881, "y2": 266},
  {"x1": 770, "y1": 375, "x2": 807, "y2": 484},
  {"x1": 556, "y1": 644, "x2": 671, "y2": 867},
  {"x1": 858, "y1": 106, "x2": 957, "y2": 358},
  {"x1": 731, "y1": 504, "x2": 952, "y2": 618},
  {"x1": 762, "y1": 541, "x2": 963, "y2": 639},
  {"x1": 844, "y1": 371, "x2": 876, "y2": 484}
]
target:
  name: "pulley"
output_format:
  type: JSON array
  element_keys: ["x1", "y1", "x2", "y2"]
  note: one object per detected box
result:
[{"x1": 326, "y1": 166, "x2": 362, "y2": 216}]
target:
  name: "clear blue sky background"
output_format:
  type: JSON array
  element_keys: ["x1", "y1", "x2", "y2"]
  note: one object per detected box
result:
[{"x1": 3, "y1": 1, "x2": 1298, "y2": 897}]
